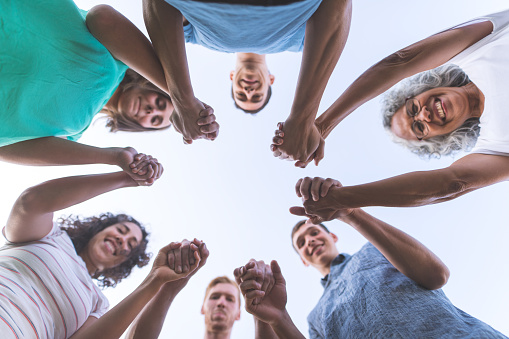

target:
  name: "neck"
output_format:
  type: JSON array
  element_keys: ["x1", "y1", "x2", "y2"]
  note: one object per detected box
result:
[
  {"x1": 78, "y1": 249, "x2": 98, "y2": 276},
  {"x1": 203, "y1": 329, "x2": 232, "y2": 339},
  {"x1": 103, "y1": 86, "x2": 122, "y2": 111},
  {"x1": 235, "y1": 53, "x2": 267, "y2": 68},
  {"x1": 317, "y1": 261, "x2": 332, "y2": 277},
  {"x1": 464, "y1": 81, "x2": 485, "y2": 118}
]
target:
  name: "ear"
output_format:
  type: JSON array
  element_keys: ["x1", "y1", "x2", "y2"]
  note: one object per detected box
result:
[
  {"x1": 235, "y1": 308, "x2": 241, "y2": 321},
  {"x1": 300, "y1": 256, "x2": 310, "y2": 267},
  {"x1": 201, "y1": 304, "x2": 205, "y2": 315},
  {"x1": 269, "y1": 74, "x2": 275, "y2": 85},
  {"x1": 330, "y1": 232, "x2": 339, "y2": 243},
  {"x1": 230, "y1": 71, "x2": 235, "y2": 81}
]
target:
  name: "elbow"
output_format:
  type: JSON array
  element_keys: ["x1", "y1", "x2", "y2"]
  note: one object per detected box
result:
[
  {"x1": 439, "y1": 177, "x2": 470, "y2": 202},
  {"x1": 378, "y1": 48, "x2": 419, "y2": 69},
  {"x1": 421, "y1": 266, "x2": 450, "y2": 290},
  {"x1": 14, "y1": 187, "x2": 45, "y2": 216},
  {"x1": 86, "y1": 5, "x2": 119, "y2": 35}
]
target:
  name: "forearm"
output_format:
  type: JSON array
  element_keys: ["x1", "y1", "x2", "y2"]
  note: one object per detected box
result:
[
  {"x1": 125, "y1": 285, "x2": 179, "y2": 339},
  {"x1": 143, "y1": 0, "x2": 195, "y2": 106},
  {"x1": 338, "y1": 209, "x2": 449, "y2": 289},
  {"x1": 289, "y1": 0, "x2": 352, "y2": 123},
  {"x1": 255, "y1": 318, "x2": 278, "y2": 339},
  {"x1": 71, "y1": 275, "x2": 162, "y2": 339},
  {"x1": 333, "y1": 168, "x2": 465, "y2": 208},
  {"x1": 16, "y1": 172, "x2": 136, "y2": 216},
  {"x1": 86, "y1": 5, "x2": 169, "y2": 93},
  {"x1": 270, "y1": 310, "x2": 306, "y2": 339},
  {"x1": 316, "y1": 21, "x2": 493, "y2": 138},
  {"x1": 0, "y1": 137, "x2": 120, "y2": 166}
]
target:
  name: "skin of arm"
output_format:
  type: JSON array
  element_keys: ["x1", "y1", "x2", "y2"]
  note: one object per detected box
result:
[
  {"x1": 293, "y1": 177, "x2": 449, "y2": 289},
  {"x1": 315, "y1": 21, "x2": 493, "y2": 138},
  {"x1": 276, "y1": 0, "x2": 352, "y2": 165},
  {"x1": 338, "y1": 209, "x2": 449, "y2": 290},
  {"x1": 255, "y1": 318, "x2": 279, "y2": 339},
  {"x1": 0, "y1": 138, "x2": 159, "y2": 180},
  {"x1": 235, "y1": 261, "x2": 305, "y2": 339},
  {"x1": 142, "y1": 0, "x2": 212, "y2": 144},
  {"x1": 125, "y1": 240, "x2": 209, "y2": 339},
  {"x1": 5, "y1": 171, "x2": 140, "y2": 243},
  {"x1": 70, "y1": 241, "x2": 203, "y2": 339},
  {"x1": 86, "y1": 5, "x2": 169, "y2": 93},
  {"x1": 317, "y1": 153, "x2": 509, "y2": 209}
]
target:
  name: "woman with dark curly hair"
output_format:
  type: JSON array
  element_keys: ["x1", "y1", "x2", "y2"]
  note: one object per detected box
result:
[
  {"x1": 0, "y1": 0, "x2": 218, "y2": 174},
  {"x1": 275, "y1": 9, "x2": 509, "y2": 211},
  {"x1": 0, "y1": 166, "x2": 208, "y2": 338}
]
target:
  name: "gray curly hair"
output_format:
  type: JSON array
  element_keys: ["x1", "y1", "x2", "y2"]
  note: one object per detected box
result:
[{"x1": 381, "y1": 64, "x2": 480, "y2": 158}]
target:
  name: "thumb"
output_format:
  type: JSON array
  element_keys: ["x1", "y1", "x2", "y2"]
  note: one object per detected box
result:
[
  {"x1": 270, "y1": 260, "x2": 285, "y2": 285},
  {"x1": 183, "y1": 137, "x2": 193, "y2": 145},
  {"x1": 289, "y1": 206, "x2": 307, "y2": 216},
  {"x1": 314, "y1": 139, "x2": 325, "y2": 166}
]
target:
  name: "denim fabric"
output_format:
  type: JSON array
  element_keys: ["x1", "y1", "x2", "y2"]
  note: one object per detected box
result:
[
  {"x1": 165, "y1": 0, "x2": 322, "y2": 54},
  {"x1": 308, "y1": 243, "x2": 506, "y2": 339}
]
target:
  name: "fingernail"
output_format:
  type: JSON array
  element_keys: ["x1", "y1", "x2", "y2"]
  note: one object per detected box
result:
[{"x1": 177, "y1": 265, "x2": 182, "y2": 273}]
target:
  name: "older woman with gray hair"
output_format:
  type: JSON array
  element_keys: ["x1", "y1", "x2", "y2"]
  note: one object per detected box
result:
[{"x1": 274, "y1": 8, "x2": 509, "y2": 210}]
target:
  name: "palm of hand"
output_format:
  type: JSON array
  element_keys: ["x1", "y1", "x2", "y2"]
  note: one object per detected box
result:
[{"x1": 279, "y1": 120, "x2": 322, "y2": 162}]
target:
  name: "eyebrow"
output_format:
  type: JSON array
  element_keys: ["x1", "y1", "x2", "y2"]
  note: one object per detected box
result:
[{"x1": 122, "y1": 223, "x2": 139, "y2": 246}]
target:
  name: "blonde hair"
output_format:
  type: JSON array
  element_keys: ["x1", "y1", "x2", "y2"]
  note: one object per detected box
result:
[{"x1": 102, "y1": 69, "x2": 172, "y2": 132}]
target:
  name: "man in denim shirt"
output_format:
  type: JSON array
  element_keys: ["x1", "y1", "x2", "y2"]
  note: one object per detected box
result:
[{"x1": 235, "y1": 178, "x2": 506, "y2": 338}]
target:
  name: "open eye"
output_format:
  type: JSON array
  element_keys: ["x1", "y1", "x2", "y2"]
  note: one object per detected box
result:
[{"x1": 156, "y1": 97, "x2": 167, "y2": 110}]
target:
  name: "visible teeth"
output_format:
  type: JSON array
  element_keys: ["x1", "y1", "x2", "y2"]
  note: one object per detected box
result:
[
  {"x1": 105, "y1": 240, "x2": 115, "y2": 255},
  {"x1": 435, "y1": 101, "x2": 445, "y2": 119}
]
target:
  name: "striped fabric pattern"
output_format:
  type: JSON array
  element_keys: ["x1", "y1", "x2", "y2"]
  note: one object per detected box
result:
[{"x1": 0, "y1": 223, "x2": 109, "y2": 338}]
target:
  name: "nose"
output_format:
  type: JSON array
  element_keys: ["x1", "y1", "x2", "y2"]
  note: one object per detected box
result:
[
  {"x1": 415, "y1": 106, "x2": 431, "y2": 122},
  {"x1": 116, "y1": 236, "x2": 130, "y2": 255},
  {"x1": 217, "y1": 296, "x2": 227, "y2": 307}
]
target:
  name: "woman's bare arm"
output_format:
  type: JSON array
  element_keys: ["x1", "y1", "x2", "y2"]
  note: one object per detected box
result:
[
  {"x1": 316, "y1": 21, "x2": 494, "y2": 138},
  {"x1": 5, "y1": 171, "x2": 145, "y2": 243}
]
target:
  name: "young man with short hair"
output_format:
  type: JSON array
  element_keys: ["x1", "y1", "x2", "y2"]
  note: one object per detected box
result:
[{"x1": 235, "y1": 178, "x2": 506, "y2": 338}]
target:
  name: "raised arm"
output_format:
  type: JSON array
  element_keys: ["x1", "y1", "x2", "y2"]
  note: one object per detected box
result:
[
  {"x1": 0, "y1": 138, "x2": 162, "y2": 181},
  {"x1": 142, "y1": 0, "x2": 217, "y2": 144},
  {"x1": 291, "y1": 178, "x2": 449, "y2": 289},
  {"x1": 294, "y1": 153, "x2": 509, "y2": 212},
  {"x1": 5, "y1": 167, "x2": 161, "y2": 243},
  {"x1": 125, "y1": 240, "x2": 209, "y2": 339},
  {"x1": 86, "y1": 5, "x2": 169, "y2": 93},
  {"x1": 273, "y1": 0, "x2": 352, "y2": 165},
  {"x1": 315, "y1": 20, "x2": 493, "y2": 139},
  {"x1": 70, "y1": 240, "x2": 204, "y2": 339},
  {"x1": 235, "y1": 261, "x2": 305, "y2": 339},
  {"x1": 272, "y1": 20, "x2": 494, "y2": 167}
]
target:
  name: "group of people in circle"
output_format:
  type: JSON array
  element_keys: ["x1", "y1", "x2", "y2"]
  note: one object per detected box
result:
[{"x1": 1, "y1": 0, "x2": 508, "y2": 337}]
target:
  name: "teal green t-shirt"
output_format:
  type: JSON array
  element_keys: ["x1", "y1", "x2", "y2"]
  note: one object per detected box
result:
[{"x1": 0, "y1": 0, "x2": 128, "y2": 147}]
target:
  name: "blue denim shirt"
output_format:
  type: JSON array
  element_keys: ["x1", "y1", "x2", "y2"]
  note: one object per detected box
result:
[
  {"x1": 307, "y1": 243, "x2": 506, "y2": 339},
  {"x1": 164, "y1": 0, "x2": 322, "y2": 54}
]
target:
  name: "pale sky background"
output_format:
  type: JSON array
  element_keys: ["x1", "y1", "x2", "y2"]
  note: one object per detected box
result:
[{"x1": 1, "y1": 0, "x2": 508, "y2": 337}]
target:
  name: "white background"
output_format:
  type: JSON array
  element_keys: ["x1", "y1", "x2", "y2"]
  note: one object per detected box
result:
[{"x1": 1, "y1": 0, "x2": 508, "y2": 337}]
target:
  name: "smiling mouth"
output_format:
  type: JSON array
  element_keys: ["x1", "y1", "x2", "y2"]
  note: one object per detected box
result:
[
  {"x1": 133, "y1": 97, "x2": 141, "y2": 117},
  {"x1": 104, "y1": 239, "x2": 117, "y2": 255},
  {"x1": 311, "y1": 244, "x2": 323, "y2": 256},
  {"x1": 435, "y1": 99, "x2": 446, "y2": 121},
  {"x1": 242, "y1": 79, "x2": 258, "y2": 85}
]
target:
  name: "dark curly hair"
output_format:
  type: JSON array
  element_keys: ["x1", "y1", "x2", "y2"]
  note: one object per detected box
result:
[{"x1": 58, "y1": 213, "x2": 151, "y2": 288}]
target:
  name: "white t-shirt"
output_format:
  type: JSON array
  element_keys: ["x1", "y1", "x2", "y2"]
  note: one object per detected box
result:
[
  {"x1": 0, "y1": 223, "x2": 109, "y2": 339},
  {"x1": 447, "y1": 9, "x2": 509, "y2": 156}
]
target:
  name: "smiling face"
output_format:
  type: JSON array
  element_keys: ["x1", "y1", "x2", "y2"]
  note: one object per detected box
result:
[
  {"x1": 201, "y1": 282, "x2": 241, "y2": 334},
  {"x1": 117, "y1": 86, "x2": 173, "y2": 129},
  {"x1": 292, "y1": 222, "x2": 339, "y2": 273},
  {"x1": 390, "y1": 84, "x2": 482, "y2": 141},
  {"x1": 80, "y1": 222, "x2": 143, "y2": 274},
  {"x1": 230, "y1": 64, "x2": 275, "y2": 112}
]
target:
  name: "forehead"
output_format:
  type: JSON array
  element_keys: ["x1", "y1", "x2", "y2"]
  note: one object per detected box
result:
[
  {"x1": 292, "y1": 222, "x2": 326, "y2": 246},
  {"x1": 207, "y1": 283, "x2": 239, "y2": 299},
  {"x1": 108, "y1": 221, "x2": 143, "y2": 242},
  {"x1": 390, "y1": 105, "x2": 415, "y2": 140}
]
